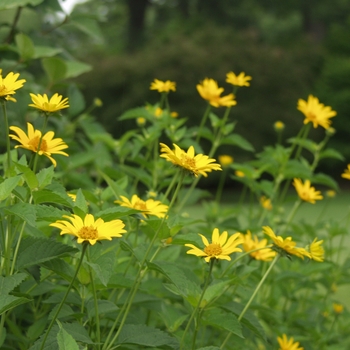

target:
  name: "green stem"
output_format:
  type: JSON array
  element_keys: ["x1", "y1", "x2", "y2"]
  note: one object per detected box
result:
[
  {"x1": 103, "y1": 173, "x2": 185, "y2": 350},
  {"x1": 279, "y1": 199, "x2": 302, "y2": 236},
  {"x1": 196, "y1": 104, "x2": 211, "y2": 144},
  {"x1": 180, "y1": 259, "x2": 215, "y2": 350},
  {"x1": 220, "y1": 254, "x2": 280, "y2": 349},
  {"x1": 215, "y1": 169, "x2": 227, "y2": 203},
  {"x1": 87, "y1": 246, "x2": 101, "y2": 350},
  {"x1": 1, "y1": 101, "x2": 12, "y2": 176},
  {"x1": 32, "y1": 115, "x2": 49, "y2": 173},
  {"x1": 40, "y1": 244, "x2": 88, "y2": 350}
]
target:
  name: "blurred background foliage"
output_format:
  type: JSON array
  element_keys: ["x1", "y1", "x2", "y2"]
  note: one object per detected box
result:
[{"x1": 1, "y1": 0, "x2": 350, "y2": 180}]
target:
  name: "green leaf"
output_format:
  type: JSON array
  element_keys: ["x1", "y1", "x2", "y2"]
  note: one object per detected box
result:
[
  {"x1": 311, "y1": 173, "x2": 339, "y2": 190},
  {"x1": 5, "y1": 202, "x2": 37, "y2": 227},
  {"x1": 57, "y1": 321, "x2": 80, "y2": 350},
  {"x1": 33, "y1": 189, "x2": 72, "y2": 206},
  {"x1": 86, "y1": 250, "x2": 116, "y2": 286},
  {"x1": 15, "y1": 162, "x2": 39, "y2": 190},
  {"x1": 95, "y1": 206, "x2": 139, "y2": 221},
  {"x1": 0, "y1": 273, "x2": 27, "y2": 294},
  {"x1": 221, "y1": 134, "x2": 255, "y2": 151},
  {"x1": 0, "y1": 0, "x2": 43, "y2": 10},
  {"x1": 41, "y1": 259, "x2": 75, "y2": 282},
  {"x1": 73, "y1": 189, "x2": 88, "y2": 214},
  {"x1": 0, "y1": 175, "x2": 22, "y2": 200},
  {"x1": 36, "y1": 166, "x2": 55, "y2": 189},
  {"x1": 69, "y1": 16, "x2": 104, "y2": 41},
  {"x1": 143, "y1": 218, "x2": 170, "y2": 240},
  {"x1": 16, "y1": 237, "x2": 78, "y2": 269},
  {"x1": 33, "y1": 46, "x2": 62, "y2": 59},
  {"x1": 319, "y1": 148, "x2": 345, "y2": 161},
  {"x1": 65, "y1": 60, "x2": 92, "y2": 79},
  {"x1": 67, "y1": 84, "x2": 85, "y2": 117},
  {"x1": 0, "y1": 294, "x2": 31, "y2": 315},
  {"x1": 202, "y1": 307, "x2": 243, "y2": 338},
  {"x1": 117, "y1": 324, "x2": 179, "y2": 348},
  {"x1": 15, "y1": 33, "x2": 35, "y2": 60},
  {"x1": 35, "y1": 205, "x2": 70, "y2": 222},
  {"x1": 42, "y1": 57, "x2": 67, "y2": 83},
  {"x1": 61, "y1": 322, "x2": 93, "y2": 345}
]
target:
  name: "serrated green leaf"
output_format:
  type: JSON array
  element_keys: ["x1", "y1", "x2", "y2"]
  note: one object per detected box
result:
[
  {"x1": 41, "y1": 259, "x2": 75, "y2": 282},
  {"x1": 35, "y1": 205, "x2": 70, "y2": 222},
  {"x1": 16, "y1": 237, "x2": 78, "y2": 269},
  {"x1": 57, "y1": 321, "x2": 79, "y2": 350},
  {"x1": 15, "y1": 162, "x2": 38, "y2": 190},
  {"x1": 95, "y1": 206, "x2": 139, "y2": 221},
  {"x1": 15, "y1": 33, "x2": 35, "y2": 60},
  {"x1": 61, "y1": 322, "x2": 93, "y2": 345},
  {"x1": 0, "y1": 294, "x2": 31, "y2": 315},
  {"x1": 86, "y1": 250, "x2": 115, "y2": 286},
  {"x1": 29, "y1": 324, "x2": 60, "y2": 350},
  {"x1": 221, "y1": 134, "x2": 255, "y2": 151},
  {"x1": 117, "y1": 324, "x2": 179, "y2": 348},
  {"x1": 5, "y1": 202, "x2": 37, "y2": 227},
  {"x1": 202, "y1": 307, "x2": 243, "y2": 337},
  {"x1": 319, "y1": 148, "x2": 345, "y2": 161},
  {"x1": 73, "y1": 189, "x2": 88, "y2": 214},
  {"x1": 36, "y1": 166, "x2": 55, "y2": 189},
  {"x1": 311, "y1": 173, "x2": 339, "y2": 190},
  {"x1": 42, "y1": 57, "x2": 67, "y2": 83},
  {"x1": 0, "y1": 175, "x2": 22, "y2": 201},
  {"x1": 33, "y1": 189, "x2": 72, "y2": 206},
  {"x1": 86, "y1": 299, "x2": 118, "y2": 319},
  {"x1": 0, "y1": 273, "x2": 27, "y2": 294}
]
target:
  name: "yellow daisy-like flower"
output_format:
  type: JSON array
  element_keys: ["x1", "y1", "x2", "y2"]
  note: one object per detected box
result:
[
  {"x1": 226, "y1": 71, "x2": 252, "y2": 87},
  {"x1": 274, "y1": 121, "x2": 285, "y2": 131},
  {"x1": 218, "y1": 154, "x2": 234, "y2": 167},
  {"x1": 50, "y1": 213, "x2": 126, "y2": 245},
  {"x1": 260, "y1": 196, "x2": 272, "y2": 210},
  {"x1": 0, "y1": 69, "x2": 26, "y2": 102},
  {"x1": 150, "y1": 79, "x2": 176, "y2": 93},
  {"x1": 185, "y1": 228, "x2": 243, "y2": 262},
  {"x1": 277, "y1": 334, "x2": 304, "y2": 350},
  {"x1": 333, "y1": 303, "x2": 344, "y2": 314},
  {"x1": 240, "y1": 231, "x2": 276, "y2": 261},
  {"x1": 29, "y1": 93, "x2": 69, "y2": 113},
  {"x1": 196, "y1": 78, "x2": 236, "y2": 108},
  {"x1": 115, "y1": 194, "x2": 168, "y2": 218},
  {"x1": 293, "y1": 178, "x2": 323, "y2": 204},
  {"x1": 308, "y1": 238, "x2": 324, "y2": 262},
  {"x1": 297, "y1": 95, "x2": 336, "y2": 130},
  {"x1": 235, "y1": 170, "x2": 245, "y2": 177},
  {"x1": 341, "y1": 164, "x2": 350, "y2": 180},
  {"x1": 9, "y1": 122, "x2": 68, "y2": 167},
  {"x1": 160, "y1": 143, "x2": 222, "y2": 177},
  {"x1": 263, "y1": 226, "x2": 310, "y2": 259}
]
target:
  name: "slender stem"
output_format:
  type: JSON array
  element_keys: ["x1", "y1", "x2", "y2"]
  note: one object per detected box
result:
[
  {"x1": 1, "y1": 101, "x2": 12, "y2": 176},
  {"x1": 162, "y1": 167, "x2": 180, "y2": 201},
  {"x1": 40, "y1": 244, "x2": 88, "y2": 350},
  {"x1": 180, "y1": 259, "x2": 215, "y2": 350},
  {"x1": 220, "y1": 254, "x2": 280, "y2": 349},
  {"x1": 196, "y1": 104, "x2": 211, "y2": 144},
  {"x1": 32, "y1": 115, "x2": 49, "y2": 173},
  {"x1": 87, "y1": 247, "x2": 101, "y2": 350},
  {"x1": 215, "y1": 169, "x2": 227, "y2": 203},
  {"x1": 279, "y1": 199, "x2": 302, "y2": 236}
]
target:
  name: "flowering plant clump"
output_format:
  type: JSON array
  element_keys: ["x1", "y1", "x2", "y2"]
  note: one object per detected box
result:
[{"x1": 0, "y1": 6, "x2": 348, "y2": 349}]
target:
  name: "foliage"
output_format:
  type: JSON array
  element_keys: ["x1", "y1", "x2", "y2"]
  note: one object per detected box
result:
[{"x1": 1, "y1": 2, "x2": 350, "y2": 350}]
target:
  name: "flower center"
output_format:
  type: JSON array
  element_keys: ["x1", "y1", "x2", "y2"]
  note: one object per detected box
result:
[
  {"x1": 204, "y1": 243, "x2": 222, "y2": 257},
  {"x1": 134, "y1": 200, "x2": 147, "y2": 211},
  {"x1": 0, "y1": 85, "x2": 7, "y2": 95},
  {"x1": 29, "y1": 136, "x2": 48, "y2": 152},
  {"x1": 78, "y1": 225, "x2": 98, "y2": 240},
  {"x1": 181, "y1": 155, "x2": 196, "y2": 169},
  {"x1": 307, "y1": 112, "x2": 317, "y2": 121}
]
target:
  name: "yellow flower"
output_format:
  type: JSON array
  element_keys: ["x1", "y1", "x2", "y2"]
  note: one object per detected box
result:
[
  {"x1": 137, "y1": 117, "x2": 146, "y2": 126},
  {"x1": 240, "y1": 231, "x2": 276, "y2": 261},
  {"x1": 93, "y1": 97, "x2": 103, "y2": 107},
  {"x1": 9, "y1": 122, "x2": 68, "y2": 167},
  {"x1": 0, "y1": 69, "x2": 26, "y2": 102},
  {"x1": 333, "y1": 303, "x2": 344, "y2": 314},
  {"x1": 260, "y1": 196, "x2": 272, "y2": 210},
  {"x1": 196, "y1": 78, "x2": 236, "y2": 108},
  {"x1": 274, "y1": 121, "x2": 285, "y2": 131},
  {"x1": 263, "y1": 226, "x2": 310, "y2": 259},
  {"x1": 293, "y1": 178, "x2": 323, "y2": 204},
  {"x1": 185, "y1": 228, "x2": 243, "y2": 262},
  {"x1": 29, "y1": 93, "x2": 69, "y2": 113},
  {"x1": 341, "y1": 164, "x2": 350, "y2": 180},
  {"x1": 235, "y1": 170, "x2": 245, "y2": 177},
  {"x1": 150, "y1": 79, "x2": 176, "y2": 93},
  {"x1": 326, "y1": 190, "x2": 336, "y2": 198},
  {"x1": 154, "y1": 107, "x2": 163, "y2": 119},
  {"x1": 297, "y1": 95, "x2": 336, "y2": 129},
  {"x1": 277, "y1": 334, "x2": 304, "y2": 350},
  {"x1": 171, "y1": 111, "x2": 178, "y2": 118},
  {"x1": 218, "y1": 155, "x2": 234, "y2": 167},
  {"x1": 226, "y1": 71, "x2": 252, "y2": 87},
  {"x1": 308, "y1": 238, "x2": 324, "y2": 262},
  {"x1": 115, "y1": 194, "x2": 168, "y2": 218},
  {"x1": 50, "y1": 213, "x2": 126, "y2": 245},
  {"x1": 68, "y1": 193, "x2": 77, "y2": 202},
  {"x1": 160, "y1": 143, "x2": 222, "y2": 177}
]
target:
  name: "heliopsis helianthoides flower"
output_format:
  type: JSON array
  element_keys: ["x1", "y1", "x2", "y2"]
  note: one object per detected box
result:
[
  {"x1": 240, "y1": 231, "x2": 276, "y2": 261},
  {"x1": 9, "y1": 122, "x2": 68, "y2": 167},
  {"x1": 277, "y1": 334, "x2": 304, "y2": 350},
  {"x1": 274, "y1": 120, "x2": 285, "y2": 131},
  {"x1": 333, "y1": 303, "x2": 344, "y2": 314},
  {"x1": 150, "y1": 79, "x2": 176, "y2": 93},
  {"x1": 308, "y1": 238, "x2": 324, "y2": 262},
  {"x1": 341, "y1": 164, "x2": 350, "y2": 180},
  {"x1": 50, "y1": 214, "x2": 126, "y2": 245},
  {"x1": 29, "y1": 93, "x2": 69, "y2": 113},
  {"x1": 115, "y1": 194, "x2": 168, "y2": 218},
  {"x1": 293, "y1": 178, "x2": 323, "y2": 204},
  {"x1": 226, "y1": 71, "x2": 252, "y2": 87},
  {"x1": 297, "y1": 95, "x2": 336, "y2": 130},
  {"x1": 160, "y1": 143, "x2": 222, "y2": 177},
  {"x1": 185, "y1": 228, "x2": 243, "y2": 262},
  {"x1": 196, "y1": 78, "x2": 236, "y2": 108},
  {"x1": 263, "y1": 226, "x2": 311, "y2": 259},
  {"x1": 260, "y1": 196, "x2": 272, "y2": 210},
  {"x1": 0, "y1": 69, "x2": 26, "y2": 102},
  {"x1": 218, "y1": 154, "x2": 234, "y2": 167}
]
